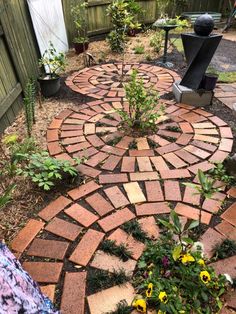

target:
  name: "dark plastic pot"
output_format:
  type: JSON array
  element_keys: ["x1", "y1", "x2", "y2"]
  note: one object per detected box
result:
[
  {"x1": 74, "y1": 42, "x2": 89, "y2": 54},
  {"x1": 38, "y1": 75, "x2": 61, "y2": 97},
  {"x1": 127, "y1": 28, "x2": 138, "y2": 37},
  {"x1": 202, "y1": 74, "x2": 218, "y2": 91}
]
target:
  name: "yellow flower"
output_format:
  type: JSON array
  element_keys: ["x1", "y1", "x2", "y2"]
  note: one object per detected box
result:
[
  {"x1": 158, "y1": 291, "x2": 168, "y2": 304},
  {"x1": 146, "y1": 283, "x2": 153, "y2": 298},
  {"x1": 181, "y1": 254, "x2": 195, "y2": 264},
  {"x1": 200, "y1": 271, "x2": 211, "y2": 284},
  {"x1": 132, "y1": 298, "x2": 147, "y2": 313},
  {"x1": 198, "y1": 259, "x2": 205, "y2": 266}
]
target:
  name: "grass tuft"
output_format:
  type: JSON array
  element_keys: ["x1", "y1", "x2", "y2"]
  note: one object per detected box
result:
[
  {"x1": 213, "y1": 239, "x2": 236, "y2": 260},
  {"x1": 88, "y1": 269, "x2": 130, "y2": 291},
  {"x1": 100, "y1": 239, "x2": 132, "y2": 261},
  {"x1": 122, "y1": 220, "x2": 148, "y2": 242},
  {"x1": 106, "y1": 300, "x2": 132, "y2": 314}
]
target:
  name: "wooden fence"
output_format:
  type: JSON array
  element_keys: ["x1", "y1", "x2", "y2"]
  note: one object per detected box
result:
[
  {"x1": 0, "y1": 0, "x2": 39, "y2": 133},
  {"x1": 63, "y1": 0, "x2": 224, "y2": 45},
  {"x1": 0, "y1": 0, "x2": 226, "y2": 133}
]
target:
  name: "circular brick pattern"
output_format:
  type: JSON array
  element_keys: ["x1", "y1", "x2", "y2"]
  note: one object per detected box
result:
[
  {"x1": 65, "y1": 63, "x2": 180, "y2": 99},
  {"x1": 11, "y1": 66, "x2": 236, "y2": 314}
]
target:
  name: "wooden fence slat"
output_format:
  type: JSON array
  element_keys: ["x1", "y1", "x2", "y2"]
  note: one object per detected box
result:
[{"x1": 0, "y1": 83, "x2": 22, "y2": 118}]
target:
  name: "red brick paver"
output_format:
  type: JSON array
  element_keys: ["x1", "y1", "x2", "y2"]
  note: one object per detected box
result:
[
  {"x1": 22, "y1": 262, "x2": 63, "y2": 283},
  {"x1": 11, "y1": 219, "x2": 45, "y2": 253},
  {"x1": 27, "y1": 239, "x2": 69, "y2": 260},
  {"x1": 45, "y1": 217, "x2": 82, "y2": 241},
  {"x1": 38, "y1": 196, "x2": 72, "y2": 221},
  {"x1": 69, "y1": 229, "x2": 104, "y2": 266},
  {"x1": 98, "y1": 207, "x2": 135, "y2": 232},
  {"x1": 65, "y1": 203, "x2": 99, "y2": 227},
  {"x1": 60, "y1": 272, "x2": 87, "y2": 314}
]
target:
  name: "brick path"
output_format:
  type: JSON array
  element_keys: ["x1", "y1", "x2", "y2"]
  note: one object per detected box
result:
[
  {"x1": 11, "y1": 64, "x2": 236, "y2": 313},
  {"x1": 215, "y1": 83, "x2": 236, "y2": 109}
]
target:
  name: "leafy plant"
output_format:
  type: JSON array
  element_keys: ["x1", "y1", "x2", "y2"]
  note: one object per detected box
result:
[
  {"x1": 39, "y1": 42, "x2": 66, "y2": 78},
  {"x1": 0, "y1": 184, "x2": 16, "y2": 210},
  {"x1": 213, "y1": 239, "x2": 236, "y2": 260},
  {"x1": 150, "y1": 31, "x2": 164, "y2": 53},
  {"x1": 183, "y1": 169, "x2": 222, "y2": 226},
  {"x1": 209, "y1": 163, "x2": 236, "y2": 186},
  {"x1": 23, "y1": 79, "x2": 36, "y2": 137},
  {"x1": 132, "y1": 211, "x2": 229, "y2": 313},
  {"x1": 122, "y1": 220, "x2": 148, "y2": 242},
  {"x1": 118, "y1": 70, "x2": 164, "y2": 131},
  {"x1": 1, "y1": 135, "x2": 38, "y2": 177},
  {"x1": 183, "y1": 169, "x2": 221, "y2": 199},
  {"x1": 100, "y1": 239, "x2": 132, "y2": 261},
  {"x1": 107, "y1": 0, "x2": 133, "y2": 53},
  {"x1": 71, "y1": 2, "x2": 89, "y2": 44},
  {"x1": 17, "y1": 151, "x2": 81, "y2": 191},
  {"x1": 133, "y1": 45, "x2": 145, "y2": 54}
]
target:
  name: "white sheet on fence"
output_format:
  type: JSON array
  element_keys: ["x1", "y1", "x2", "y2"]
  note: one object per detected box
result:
[{"x1": 27, "y1": 0, "x2": 69, "y2": 58}]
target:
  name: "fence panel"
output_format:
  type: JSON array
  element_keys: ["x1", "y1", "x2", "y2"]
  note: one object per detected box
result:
[{"x1": 0, "y1": 0, "x2": 39, "y2": 133}]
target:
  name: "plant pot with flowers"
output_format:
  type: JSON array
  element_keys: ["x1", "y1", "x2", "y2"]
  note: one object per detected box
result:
[
  {"x1": 38, "y1": 42, "x2": 66, "y2": 98},
  {"x1": 71, "y1": 2, "x2": 89, "y2": 54}
]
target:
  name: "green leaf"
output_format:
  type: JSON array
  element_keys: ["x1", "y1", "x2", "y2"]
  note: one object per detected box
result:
[
  {"x1": 170, "y1": 210, "x2": 181, "y2": 231},
  {"x1": 158, "y1": 219, "x2": 175, "y2": 231},
  {"x1": 187, "y1": 220, "x2": 199, "y2": 230},
  {"x1": 172, "y1": 244, "x2": 182, "y2": 261},
  {"x1": 201, "y1": 291, "x2": 208, "y2": 302}
]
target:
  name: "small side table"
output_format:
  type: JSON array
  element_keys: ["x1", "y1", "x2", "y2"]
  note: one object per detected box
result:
[{"x1": 153, "y1": 24, "x2": 178, "y2": 68}]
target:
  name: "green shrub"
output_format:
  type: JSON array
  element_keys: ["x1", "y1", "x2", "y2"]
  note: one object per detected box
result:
[
  {"x1": 150, "y1": 31, "x2": 164, "y2": 53},
  {"x1": 118, "y1": 70, "x2": 164, "y2": 131},
  {"x1": 71, "y1": 2, "x2": 88, "y2": 44},
  {"x1": 17, "y1": 151, "x2": 81, "y2": 191},
  {"x1": 133, "y1": 45, "x2": 144, "y2": 54},
  {"x1": 107, "y1": 30, "x2": 126, "y2": 53}
]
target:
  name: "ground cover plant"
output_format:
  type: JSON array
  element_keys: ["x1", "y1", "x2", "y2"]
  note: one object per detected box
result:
[{"x1": 132, "y1": 211, "x2": 230, "y2": 313}]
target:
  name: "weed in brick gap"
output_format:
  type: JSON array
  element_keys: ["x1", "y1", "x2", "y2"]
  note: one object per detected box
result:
[
  {"x1": 100, "y1": 239, "x2": 132, "y2": 261},
  {"x1": 208, "y1": 163, "x2": 236, "y2": 187},
  {"x1": 122, "y1": 220, "x2": 148, "y2": 242},
  {"x1": 104, "y1": 114, "x2": 116, "y2": 121},
  {"x1": 106, "y1": 137, "x2": 122, "y2": 147},
  {"x1": 88, "y1": 269, "x2": 130, "y2": 291},
  {"x1": 128, "y1": 140, "x2": 137, "y2": 149},
  {"x1": 213, "y1": 239, "x2": 236, "y2": 260},
  {"x1": 147, "y1": 139, "x2": 158, "y2": 149},
  {"x1": 165, "y1": 125, "x2": 181, "y2": 132},
  {"x1": 106, "y1": 300, "x2": 132, "y2": 314}
]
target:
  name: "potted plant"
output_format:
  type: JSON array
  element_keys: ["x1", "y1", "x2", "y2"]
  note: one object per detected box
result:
[
  {"x1": 126, "y1": 0, "x2": 142, "y2": 36},
  {"x1": 38, "y1": 42, "x2": 66, "y2": 97},
  {"x1": 71, "y1": 2, "x2": 89, "y2": 54}
]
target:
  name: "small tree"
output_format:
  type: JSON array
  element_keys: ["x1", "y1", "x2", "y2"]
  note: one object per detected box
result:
[
  {"x1": 71, "y1": 2, "x2": 88, "y2": 50},
  {"x1": 107, "y1": 0, "x2": 132, "y2": 53},
  {"x1": 118, "y1": 70, "x2": 164, "y2": 131}
]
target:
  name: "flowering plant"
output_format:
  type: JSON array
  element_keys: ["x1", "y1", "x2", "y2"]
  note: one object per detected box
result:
[{"x1": 132, "y1": 211, "x2": 230, "y2": 313}]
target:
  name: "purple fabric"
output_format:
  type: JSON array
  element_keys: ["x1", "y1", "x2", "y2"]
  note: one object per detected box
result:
[{"x1": 0, "y1": 242, "x2": 60, "y2": 313}]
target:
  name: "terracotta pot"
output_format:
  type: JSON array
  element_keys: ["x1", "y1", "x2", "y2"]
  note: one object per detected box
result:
[{"x1": 74, "y1": 42, "x2": 89, "y2": 54}]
